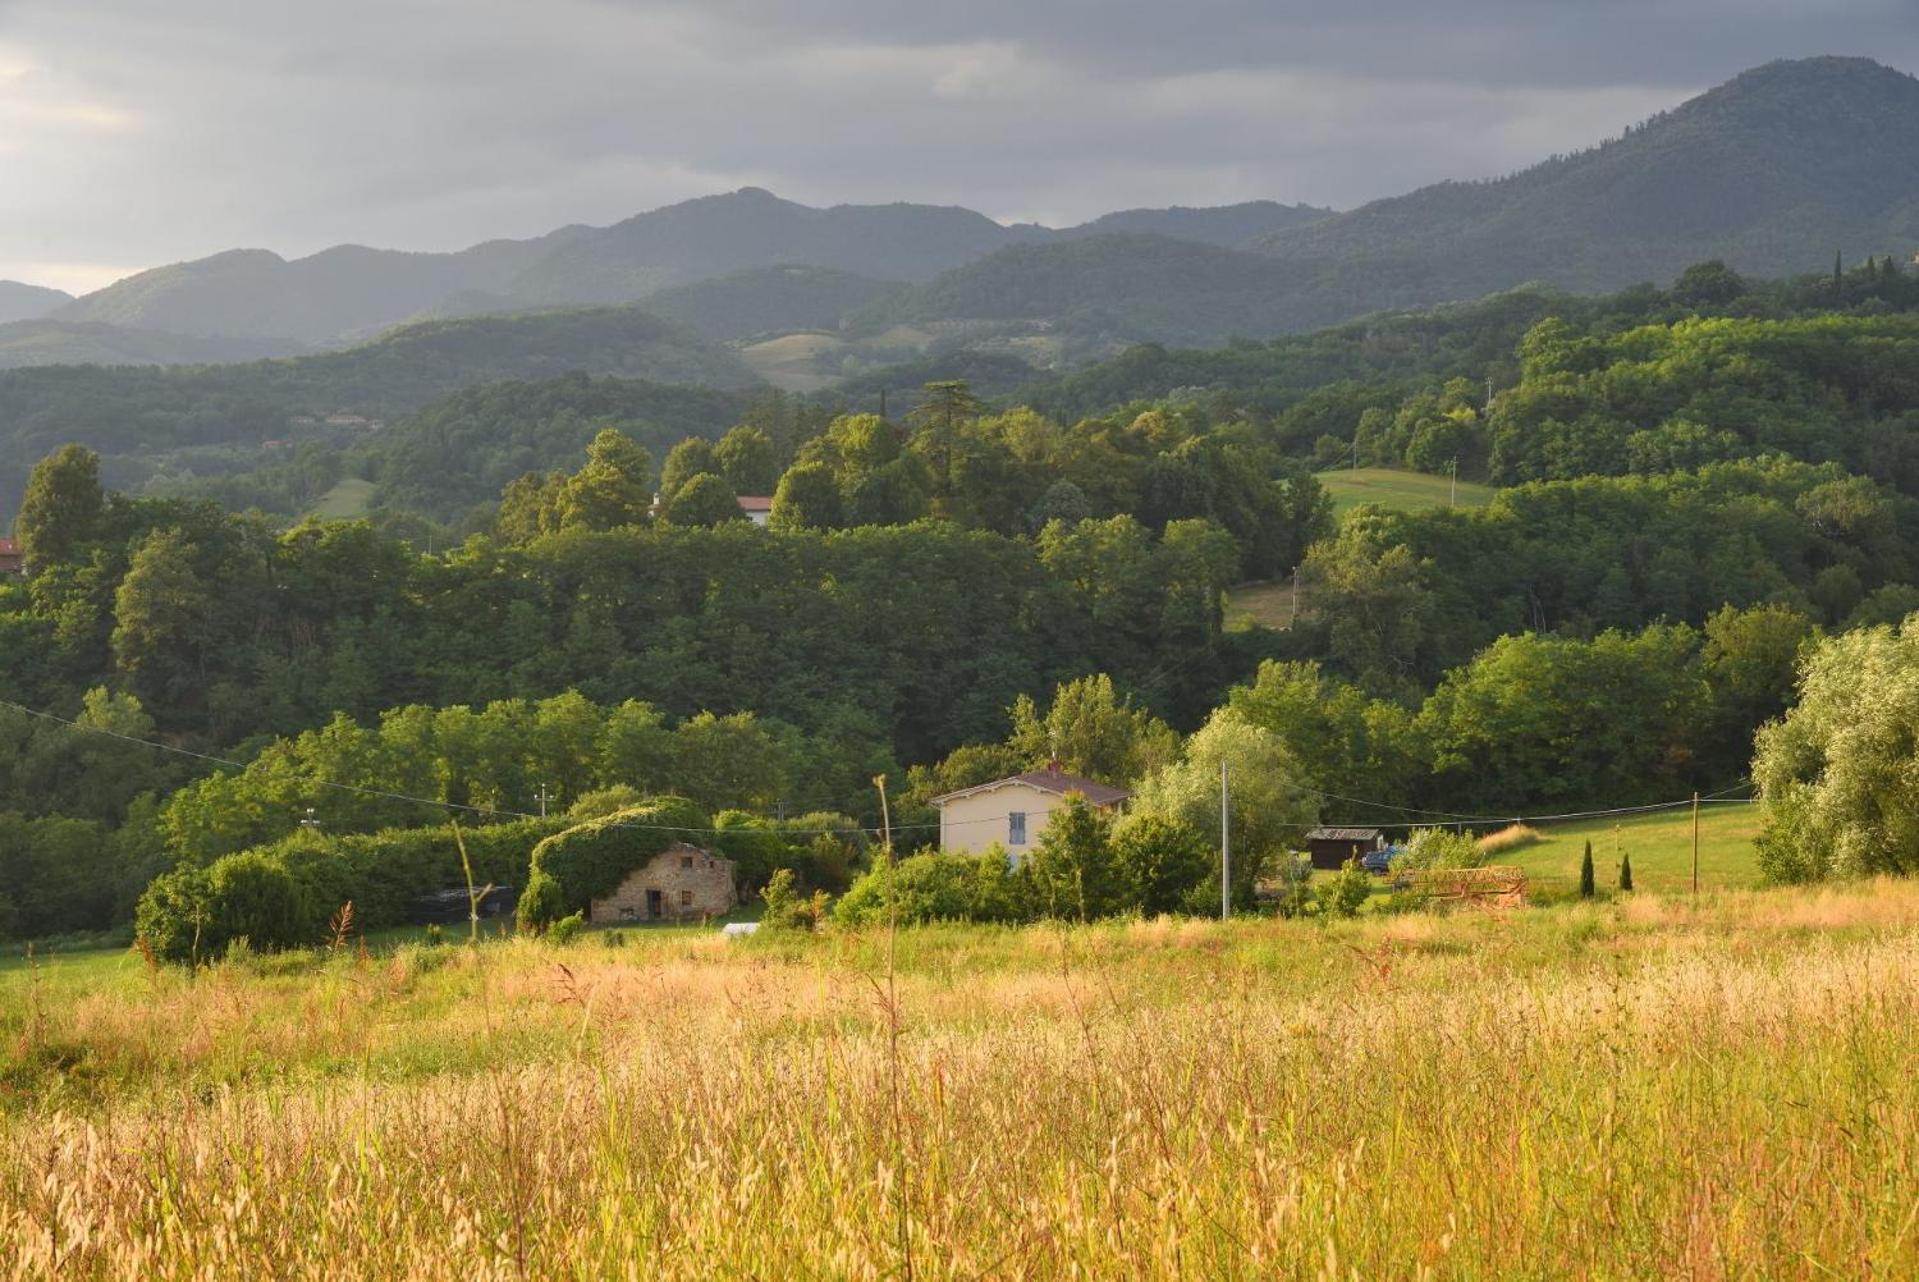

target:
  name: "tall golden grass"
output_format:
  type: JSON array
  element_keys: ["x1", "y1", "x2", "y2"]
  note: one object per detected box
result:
[
  {"x1": 1476, "y1": 822, "x2": 1543, "y2": 856},
  {"x1": 2, "y1": 883, "x2": 1917, "y2": 1278}
]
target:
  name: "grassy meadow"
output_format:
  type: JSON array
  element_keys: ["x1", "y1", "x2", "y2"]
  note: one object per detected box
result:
[
  {"x1": 2, "y1": 879, "x2": 1916, "y2": 1278},
  {"x1": 1318, "y1": 466, "x2": 1497, "y2": 515},
  {"x1": 1494, "y1": 801, "x2": 1763, "y2": 896},
  {"x1": 307, "y1": 476, "x2": 377, "y2": 520}
]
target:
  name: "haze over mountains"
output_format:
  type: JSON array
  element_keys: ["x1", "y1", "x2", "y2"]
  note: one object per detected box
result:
[{"x1": 2, "y1": 56, "x2": 1917, "y2": 371}]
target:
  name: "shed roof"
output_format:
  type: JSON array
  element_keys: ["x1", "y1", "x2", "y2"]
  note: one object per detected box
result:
[
  {"x1": 930, "y1": 766, "x2": 1130, "y2": 808},
  {"x1": 1306, "y1": 827, "x2": 1383, "y2": 842}
]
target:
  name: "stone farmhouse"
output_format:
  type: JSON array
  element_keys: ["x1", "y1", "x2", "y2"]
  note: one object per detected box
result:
[{"x1": 589, "y1": 841, "x2": 737, "y2": 924}]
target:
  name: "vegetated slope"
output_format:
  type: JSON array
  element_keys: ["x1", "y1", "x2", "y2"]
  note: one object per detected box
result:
[
  {"x1": 639, "y1": 265, "x2": 907, "y2": 340},
  {"x1": 855, "y1": 234, "x2": 1316, "y2": 346},
  {"x1": 0, "y1": 308, "x2": 755, "y2": 522},
  {"x1": 53, "y1": 232, "x2": 592, "y2": 346},
  {"x1": 369, "y1": 374, "x2": 754, "y2": 523},
  {"x1": 1063, "y1": 200, "x2": 1333, "y2": 247},
  {"x1": 0, "y1": 320, "x2": 304, "y2": 369},
  {"x1": 0, "y1": 281, "x2": 72, "y2": 325},
  {"x1": 1317, "y1": 467, "x2": 1497, "y2": 515},
  {"x1": 43, "y1": 191, "x2": 1337, "y2": 349},
  {"x1": 1250, "y1": 57, "x2": 1919, "y2": 324}
]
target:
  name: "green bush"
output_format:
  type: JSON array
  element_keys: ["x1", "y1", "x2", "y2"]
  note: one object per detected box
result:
[
  {"x1": 134, "y1": 851, "x2": 317, "y2": 962},
  {"x1": 834, "y1": 849, "x2": 1031, "y2": 927},
  {"x1": 1315, "y1": 859, "x2": 1373, "y2": 920},
  {"x1": 547, "y1": 911, "x2": 586, "y2": 945},
  {"x1": 517, "y1": 868, "x2": 565, "y2": 933},
  {"x1": 526, "y1": 798, "x2": 710, "y2": 915},
  {"x1": 758, "y1": 868, "x2": 811, "y2": 931}
]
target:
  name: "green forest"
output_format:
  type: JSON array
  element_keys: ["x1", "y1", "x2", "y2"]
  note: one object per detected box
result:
[{"x1": 8, "y1": 256, "x2": 1919, "y2": 946}]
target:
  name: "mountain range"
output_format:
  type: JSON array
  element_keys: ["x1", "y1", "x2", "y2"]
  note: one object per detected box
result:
[{"x1": 3, "y1": 56, "x2": 1918, "y2": 374}]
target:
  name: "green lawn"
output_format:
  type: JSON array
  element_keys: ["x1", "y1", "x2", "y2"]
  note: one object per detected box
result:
[
  {"x1": 1498, "y1": 802, "x2": 1763, "y2": 896},
  {"x1": 1225, "y1": 579, "x2": 1297, "y2": 630},
  {"x1": 309, "y1": 476, "x2": 376, "y2": 520},
  {"x1": 1318, "y1": 467, "x2": 1496, "y2": 515}
]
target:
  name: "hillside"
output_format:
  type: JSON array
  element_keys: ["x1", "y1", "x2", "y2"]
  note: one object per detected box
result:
[
  {"x1": 855, "y1": 234, "x2": 1316, "y2": 346},
  {"x1": 1250, "y1": 57, "x2": 1919, "y2": 324},
  {"x1": 43, "y1": 192, "x2": 1340, "y2": 350},
  {"x1": 639, "y1": 265, "x2": 906, "y2": 340},
  {"x1": 0, "y1": 307, "x2": 755, "y2": 522},
  {"x1": 0, "y1": 320, "x2": 303, "y2": 369},
  {"x1": 0, "y1": 280, "x2": 72, "y2": 325}
]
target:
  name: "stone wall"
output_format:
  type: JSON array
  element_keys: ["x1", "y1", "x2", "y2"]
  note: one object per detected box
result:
[{"x1": 589, "y1": 842, "x2": 738, "y2": 924}]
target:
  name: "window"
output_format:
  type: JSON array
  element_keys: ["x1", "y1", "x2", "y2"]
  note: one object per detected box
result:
[
  {"x1": 1008, "y1": 811, "x2": 1027, "y2": 845},
  {"x1": 681, "y1": 855, "x2": 693, "y2": 869},
  {"x1": 680, "y1": 889, "x2": 694, "y2": 906}
]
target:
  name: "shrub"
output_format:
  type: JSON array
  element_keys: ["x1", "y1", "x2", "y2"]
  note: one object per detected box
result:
[
  {"x1": 1111, "y1": 814, "x2": 1214, "y2": 916},
  {"x1": 758, "y1": 868, "x2": 811, "y2": 931},
  {"x1": 526, "y1": 798, "x2": 710, "y2": 916},
  {"x1": 834, "y1": 849, "x2": 1031, "y2": 927},
  {"x1": 517, "y1": 868, "x2": 565, "y2": 933},
  {"x1": 1579, "y1": 841, "x2": 1596, "y2": 898},
  {"x1": 547, "y1": 911, "x2": 586, "y2": 945},
  {"x1": 1619, "y1": 852, "x2": 1635, "y2": 893},
  {"x1": 710, "y1": 811, "x2": 791, "y2": 892},
  {"x1": 134, "y1": 851, "x2": 317, "y2": 963},
  {"x1": 1314, "y1": 859, "x2": 1372, "y2": 920},
  {"x1": 1402, "y1": 827, "x2": 1485, "y2": 870}
]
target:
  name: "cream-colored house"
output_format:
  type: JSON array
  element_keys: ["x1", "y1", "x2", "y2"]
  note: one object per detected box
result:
[{"x1": 930, "y1": 766, "x2": 1130, "y2": 857}]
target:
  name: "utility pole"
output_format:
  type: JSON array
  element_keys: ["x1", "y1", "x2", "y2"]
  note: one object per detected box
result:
[
  {"x1": 1485, "y1": 377, "x2": 1495, "y2": 411},
  {"x1": 534, "y1": 783, "x2": 553, "y2": 819},
  {"x1": 298, "y1": 807, "x2": 320, "y2": 831},
  {"x1": 1219, "y1": 760, "x2": 1232, "y2": 921},
  {"x1": 1288, "y1": 565, "x2": 1300, "y2": 628},
  {"x1": 1691, "y1": 791, "x2": 1701, "y2": 899},
  {"x1": 1449, "y1": 457, "x2": 1458, "y2": 507}
]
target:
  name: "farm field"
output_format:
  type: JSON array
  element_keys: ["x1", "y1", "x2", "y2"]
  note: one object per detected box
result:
[
  {"x1": 3, "y1": 880, "x2": 1916, "y2": 1278},
  {"x1": 1317, "y1": 466, "x2": 1497, "y2": 514}
]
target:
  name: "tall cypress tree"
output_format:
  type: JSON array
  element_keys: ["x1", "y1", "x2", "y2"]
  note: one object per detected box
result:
[
  {"x1": 1579, "y1": 840, "x2": 1596, "y2": 899},
  {"x1": 1619, "y1": 852, "x2": 1634, "y2": 893}
]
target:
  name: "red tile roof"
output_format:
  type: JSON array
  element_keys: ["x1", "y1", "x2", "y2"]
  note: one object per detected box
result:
[{"x1": 736, "y1": 496, "x2": 775, "y2": 512}]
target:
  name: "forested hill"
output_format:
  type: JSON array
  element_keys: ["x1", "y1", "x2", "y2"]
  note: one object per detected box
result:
[
  {"x1": 1248, "y1": 57, "x2": 1919, "y2": 325},
  {"x1": 641, "y1": 266, "x2": 906, "y2": 341},
  {"x1": 0, "y1": 307, "x2": 756, "y2": 525},
  {"x1": 850, "y1": 235, "x2": 1313, "y2": 346},
  {"x1": 47, "y1": 192, "x2": 1335, "y2": 347},
  {"x1": 0, "y1": 281, "x2": 74, "y2": 325},
  {"x1": 0, "y1": 321, "x2": 304, "y2": 371}
]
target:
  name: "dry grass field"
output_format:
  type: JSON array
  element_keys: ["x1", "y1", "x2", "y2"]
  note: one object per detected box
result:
[{"x1": 2, "y1": 881, "x2": 1916, "y2": 1278}]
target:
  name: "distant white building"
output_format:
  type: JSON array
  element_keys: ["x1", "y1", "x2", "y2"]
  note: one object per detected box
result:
[
  {"x1": 737, "y1": 496, "x2": 774, "y2": 526},
  {"x1": 930, "y1": 765, "x2": 1130, "y2": 858}
]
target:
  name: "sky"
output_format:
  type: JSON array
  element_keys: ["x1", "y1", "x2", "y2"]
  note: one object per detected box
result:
[{"x1": 2, "y1": 0, "x2": 1915, "y2": 295}]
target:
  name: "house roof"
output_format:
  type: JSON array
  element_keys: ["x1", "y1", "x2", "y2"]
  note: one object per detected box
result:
[
  {"x1": 1306, "y1": 827, "x2": 1382, "y2": 842},
  {"x1": 930, "y1": 767, "x2": 1130, "y2": 808},
  {"x1": 737, "y1": 496, "x2": 775, "y2": 512},
  {"x1": 0, "y1": 539, "x2": 17, "y2": 555}
]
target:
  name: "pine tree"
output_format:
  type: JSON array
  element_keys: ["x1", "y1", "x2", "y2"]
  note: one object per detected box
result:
[
  {"x1": 1579, "y1": 840, "x2": 1596, "y2": 899},
  {"x1": 1618, "y1": 852, "x2": 1634, "y2": 893}
]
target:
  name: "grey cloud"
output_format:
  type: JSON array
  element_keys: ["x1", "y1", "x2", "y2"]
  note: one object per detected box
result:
[{"x1": 0, "y1": 0, "x2": 1913, "y2": 292}]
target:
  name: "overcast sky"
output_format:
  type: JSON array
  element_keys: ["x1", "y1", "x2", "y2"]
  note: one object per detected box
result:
[{"x1": 2, "y1": 0, "x2": 1915, "y2": 294}]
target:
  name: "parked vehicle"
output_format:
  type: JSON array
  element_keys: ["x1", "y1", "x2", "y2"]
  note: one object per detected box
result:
[{"x1": 1361, "y1": 846, "x2": 1405, "y2": 876}]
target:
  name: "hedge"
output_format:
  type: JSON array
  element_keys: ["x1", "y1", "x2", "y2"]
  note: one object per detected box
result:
[
  {"x1": 134, "y1": 816, "x2": 567, "y2": 962},
  {"x1": 523, "y1": 797, "x2": 709, "y2": 924}
]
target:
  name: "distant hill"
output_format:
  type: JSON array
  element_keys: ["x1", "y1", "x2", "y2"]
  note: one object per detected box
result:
[
  {"x1": 43, "y1": 192, "x2": 1335, "y2": 349},
  {"x1": 852, "y1": 234, "x2": 1315, "y2": 346},
  {"x1": 0, "y1": 320, "x2": 303, "y2": 370},
  {"x1": 0, "y1": 307, "x2": 756, "y2": 523},
  {"x1": 1062, "y1": 201, "x2": 1332, "y2": 248},
  {"x1": 1248, "y1": 57, "x2": 1919, "y2": 326},
  {"x1": 639, "y1": 265, "x2": 906, "y2": 340},
  {"x1": 0, "y1": 281, "x2": 72, "y2": 325},
  {"x1": 54, "y1": 231, "x2": 590, "y2": 346}
]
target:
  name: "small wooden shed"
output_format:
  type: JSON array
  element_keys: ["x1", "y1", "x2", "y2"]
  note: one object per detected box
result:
[{"x1": 1306, "y1": 827, "x2": 1384, "y2": 871}]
